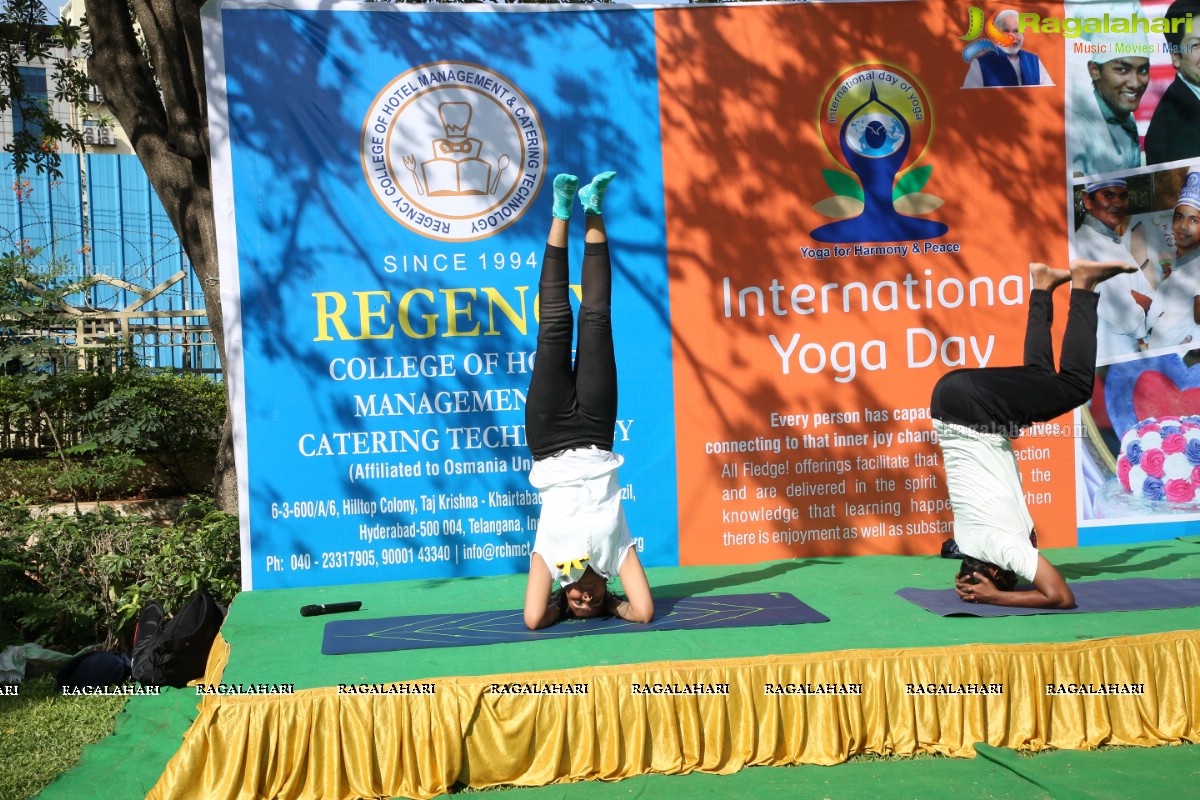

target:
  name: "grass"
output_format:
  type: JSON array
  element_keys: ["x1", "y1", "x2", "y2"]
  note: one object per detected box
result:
[{"x1": 0, "y1": 676, "x2": 129, "y2": 800}]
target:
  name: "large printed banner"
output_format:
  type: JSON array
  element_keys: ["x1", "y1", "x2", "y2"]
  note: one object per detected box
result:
[{"x1": 203, "y1": 0, "x2": 1200, "y2": 590}]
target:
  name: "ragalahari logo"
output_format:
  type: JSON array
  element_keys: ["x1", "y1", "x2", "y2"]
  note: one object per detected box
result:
[
  {"x1": 962, "y1": 5, "x2": 1192, "y2": 42},
  {"x1": 362, "y1": 62, "x2": 546, "y2": 242},
  {"x1": 810, "y1": 64, "x2": 948, "y2": 245},
  {"x1": 959, "y1": 7, "x2": 1022, "y2": 63}
]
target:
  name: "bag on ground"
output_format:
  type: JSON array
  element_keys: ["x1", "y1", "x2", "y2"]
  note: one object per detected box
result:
[{"x1": 132, "y1": 590, "x2": 225, "y2": 687}]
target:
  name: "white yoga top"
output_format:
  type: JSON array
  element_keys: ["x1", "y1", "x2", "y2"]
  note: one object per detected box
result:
[
  {"x1": 933, "y1": 420, "x2": 1040, "y2": 582},
  {"x1": 529, "y1": 446, "x2": 634, "y2": 586}
]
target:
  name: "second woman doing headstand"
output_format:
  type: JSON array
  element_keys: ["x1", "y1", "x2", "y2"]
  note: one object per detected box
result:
[{"x1": 521, "y1": 171, "x2": 654, "y2": 630}]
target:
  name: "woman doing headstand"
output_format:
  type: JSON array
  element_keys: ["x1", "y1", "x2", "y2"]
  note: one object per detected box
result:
[{"x1": 522, "y1": 171, "x2": 654, "y2": 630}]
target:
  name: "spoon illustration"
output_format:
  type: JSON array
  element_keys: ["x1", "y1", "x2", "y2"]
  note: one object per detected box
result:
[{"x1": 489, "y1": 154, "x2": 510, "y2": 194}]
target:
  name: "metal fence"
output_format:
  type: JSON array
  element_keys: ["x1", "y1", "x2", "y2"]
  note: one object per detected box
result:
[{"x1": 1, "y1": 153, "x2": 220, "y2": 374}]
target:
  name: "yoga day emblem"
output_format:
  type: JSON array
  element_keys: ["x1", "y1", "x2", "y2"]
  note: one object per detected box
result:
[
  {"x1": 361, "y1": 61, "x2": 546, "y2": 242},
  {"x1": 811, "y1": 63, "x2": 948, "y2": 245}
]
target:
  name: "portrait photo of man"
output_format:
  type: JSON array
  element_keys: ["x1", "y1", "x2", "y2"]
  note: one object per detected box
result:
[
  {"x1": 1069, "y1": 31, "x2": 1150, "y2": 178},
  {"x1": 1145, "y1": 0, "x2": 1200, "y2": 165},
  {"x1": 962, "y1": 9, "x2": 1056, "y2": 89},
  {"x1": 1073, "y1": 178, "x2": 1153, "y2": 359},
  {"x1": 1146, "y1": 168, "x2": 1200, "y2": 349}
]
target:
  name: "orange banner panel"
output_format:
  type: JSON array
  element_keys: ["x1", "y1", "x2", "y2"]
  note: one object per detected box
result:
[{"x1": 656, "y1": 2, "x2": 1076, "y2": 563}]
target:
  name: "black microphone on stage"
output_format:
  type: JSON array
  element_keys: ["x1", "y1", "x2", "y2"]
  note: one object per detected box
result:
[{"x1": 300, "y1": 601, "x2": 362, "y2": 617}]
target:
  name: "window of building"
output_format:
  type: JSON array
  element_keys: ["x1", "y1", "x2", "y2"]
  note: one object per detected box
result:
[{"x1": 13, "y1": 66, "x2": 49, "y2": 137}]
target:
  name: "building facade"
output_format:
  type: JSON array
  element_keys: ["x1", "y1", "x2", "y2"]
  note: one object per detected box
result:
[{"x1": 1, "y1": 10, "x2": 217, "y2": 374}]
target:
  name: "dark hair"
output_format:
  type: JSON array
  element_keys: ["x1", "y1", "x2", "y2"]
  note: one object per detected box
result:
[
  {"x1": 551, "y1": 583, "x2": 625, "y2": 619},
  {"x1": 957, "y1": 555, "x2": 1018, "y2": 591},
  {"x1": 552, "y1": 586, "x2": 573, "y2": 617},
  {"x1": 1163, "y1": 0, "x2": 1200, "y2": 47}
]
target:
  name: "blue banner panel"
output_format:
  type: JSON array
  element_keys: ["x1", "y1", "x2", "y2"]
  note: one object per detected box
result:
[{"x1": 212, "y1": 5, "x2": 676, "y2": 588}]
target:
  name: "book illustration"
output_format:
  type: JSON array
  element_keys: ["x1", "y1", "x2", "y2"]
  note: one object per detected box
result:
[{"x1": 405, "y1": 102, "x2": 511, "y2": 198}]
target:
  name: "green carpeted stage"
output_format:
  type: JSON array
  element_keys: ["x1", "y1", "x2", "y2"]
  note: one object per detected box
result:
[
  {"x1": 36, "y1": 539, "x2": 1200, "y2": 800},
  {"x1": 217, "y1": 540, "x2": 1200, "y2": 690}
]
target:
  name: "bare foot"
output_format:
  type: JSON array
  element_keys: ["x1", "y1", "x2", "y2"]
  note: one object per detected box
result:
[
  {"x1": 1069, "y1": 259, "x2": 1137, "y2": 291},
  {"x1": 1030, "y1": 262, "x2": 1071, "y2": 292}
]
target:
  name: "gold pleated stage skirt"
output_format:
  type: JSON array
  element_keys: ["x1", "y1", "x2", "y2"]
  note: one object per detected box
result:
[{"x1": 146, "y1": 629, "x2": 1200, "y2": 799}]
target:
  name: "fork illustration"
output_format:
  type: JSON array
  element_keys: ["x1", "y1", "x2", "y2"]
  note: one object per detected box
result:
[{"x1": 402, "y1": 154, "x2": 425, "y2": 196}]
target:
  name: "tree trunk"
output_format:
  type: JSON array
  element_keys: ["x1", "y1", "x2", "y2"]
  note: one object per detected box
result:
[{"x1": 85, "y1": 0, "x2": 238, "y2": 512}]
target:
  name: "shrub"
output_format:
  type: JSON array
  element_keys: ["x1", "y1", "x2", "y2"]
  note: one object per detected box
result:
[
  {"x1": 0, "y1": 459, "x2": 60, "y2": 502},
  {"x1": 0, "y1": 370, "x2": 225, "y2": 501},
  {"x1": 0, "y1": 495, "x2": 239, "y2": 650}
]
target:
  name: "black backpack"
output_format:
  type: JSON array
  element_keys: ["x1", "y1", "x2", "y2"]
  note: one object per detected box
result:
[{"x1": 132, "y1": 590, "x2": 225, "y2": 688}]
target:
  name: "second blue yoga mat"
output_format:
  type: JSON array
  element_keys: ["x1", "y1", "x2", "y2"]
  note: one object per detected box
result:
[{"x1": 897, "y1": 577, "x2": 1200, "y2": 617}]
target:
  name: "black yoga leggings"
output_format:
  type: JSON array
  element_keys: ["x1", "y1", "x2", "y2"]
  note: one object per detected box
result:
[{"x1": 525, "y1": 242, "x2": 616, "y2": 460}]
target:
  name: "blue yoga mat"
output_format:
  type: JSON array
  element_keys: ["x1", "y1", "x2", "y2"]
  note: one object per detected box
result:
[
  {"x1": 321, "y1": 592, "x2": 828, "y2": 654},
  {"x1": 897, "y1": 577, "x2": 1200, "y2": 617}
]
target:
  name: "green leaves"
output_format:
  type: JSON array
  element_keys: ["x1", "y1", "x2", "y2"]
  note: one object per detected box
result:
[
  {"x1": 818, "y1": 166, "x2": 935, "y2": 202},
  {"x1": 894, "y1": 165, "x2": 933, "y2": 200},
  {"x1": 0, "y1": 0, "x2": 91, "y2": 177},
  {"x1": 0, "y1": 367, "x2": 225, "y2": 503},
  {"x1": 814, "y1": 166, "x2": 941, "y2": 219},
  {"x1": 0, "y1": 495, "x2": 240, "y2": 650},
  {"x1": 822, "y1": 169, "x2": 863, "y2": 201}
]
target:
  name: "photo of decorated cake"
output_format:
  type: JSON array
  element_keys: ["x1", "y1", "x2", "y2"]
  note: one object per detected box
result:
[{"x1": 1094, "y1": 415, "x2": 1200, "y2": 517}]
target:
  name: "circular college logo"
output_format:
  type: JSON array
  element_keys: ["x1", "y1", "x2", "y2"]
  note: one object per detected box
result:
[{"x1": 362, "y1": 62, "x2": 546, "y2": 242}]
